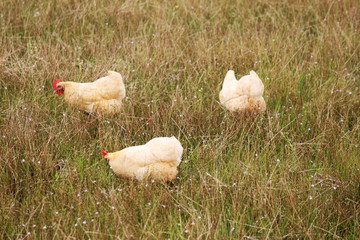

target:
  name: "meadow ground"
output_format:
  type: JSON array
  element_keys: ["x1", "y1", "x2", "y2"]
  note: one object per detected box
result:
[{"x1": 1, "y1": 0, "x2": 359, "y2": 239}]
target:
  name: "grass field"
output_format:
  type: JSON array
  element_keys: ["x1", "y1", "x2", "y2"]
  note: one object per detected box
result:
[{"x1": 1, "y1": 0, "x2": 359, "y2": 239}]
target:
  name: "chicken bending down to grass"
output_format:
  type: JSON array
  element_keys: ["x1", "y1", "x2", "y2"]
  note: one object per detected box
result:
[
  {"x1": 101, "y1": 137, "x2": 183, "y2": 182},
  {"x1": 53, "y1": 71, "x2": 126, "y2": 115},
  {"x1": 219, "y1": 70, "x2": 266, "y2": 114}
]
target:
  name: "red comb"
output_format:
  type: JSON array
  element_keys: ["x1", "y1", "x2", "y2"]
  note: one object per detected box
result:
[
  {"x1": 101, "y1": 150, "x2": 108, "y2": 157},
  {"x1": 53, "y1": 79, "x2": 61, "y2": 90}
]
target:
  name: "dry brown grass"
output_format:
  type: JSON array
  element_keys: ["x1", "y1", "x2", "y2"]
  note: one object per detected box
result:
[{"x1": 1, "y1": 0, "x2": 359, "y2": 239}]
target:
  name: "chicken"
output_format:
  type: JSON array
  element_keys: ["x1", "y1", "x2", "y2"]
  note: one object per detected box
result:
[
  {"x1": 219, "y1": 70, "x2": 266, "y2": 114},
  {"x1": 101, "y1": 137, "x2": 183, "y2": 182},
  {"x1": 53, "y1": 71, "x2": 126, "y2": 114}
]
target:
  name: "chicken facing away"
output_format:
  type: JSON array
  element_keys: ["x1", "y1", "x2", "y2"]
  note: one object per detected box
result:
[
  {"x1": 53, "y1": 71, "x2": 126, "y2": 115},
  {"x1": 219, "y1": 70, "x2": 266, "y2": 114},
  {"x1": 102, "y1": 137, "x2": 183, "y2": 182}
]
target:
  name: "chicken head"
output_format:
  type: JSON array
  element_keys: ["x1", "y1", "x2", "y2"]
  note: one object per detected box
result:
[{"x1": 53, "y1": 79, "x2": 64, "y2": 96}]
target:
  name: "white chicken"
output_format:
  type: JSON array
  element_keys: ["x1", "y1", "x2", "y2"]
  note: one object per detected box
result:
[
  {"x1": 53, "y1": 71, "x2": 126, "y2": 114},
  {"x1": 101, "y1": 136, "x2": 183, "y2": 182},
  {"x1": 219, "y1": 70, "x2": 266, "y2": 114}
]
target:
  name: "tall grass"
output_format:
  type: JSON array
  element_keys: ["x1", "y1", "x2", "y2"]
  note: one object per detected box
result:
[{"x1": 1, "y1": 0, "x2": 359, "y2": 238}]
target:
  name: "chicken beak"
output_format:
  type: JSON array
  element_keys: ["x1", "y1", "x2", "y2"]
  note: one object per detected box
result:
[{"x1": 102, "y1": 154, "x2": 109, "y2": 163}]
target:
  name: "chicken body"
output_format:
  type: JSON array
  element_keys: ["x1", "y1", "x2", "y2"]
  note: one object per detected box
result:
[
  {"x1": 104, "y1": 137, "x2": 183, "y2": 182},
  {"x1": 54, "y1": 71, "x2": 125, "y2": 114},
  {"x1": 219, "y1": 70, "x2": 266, "y2": 113}
]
